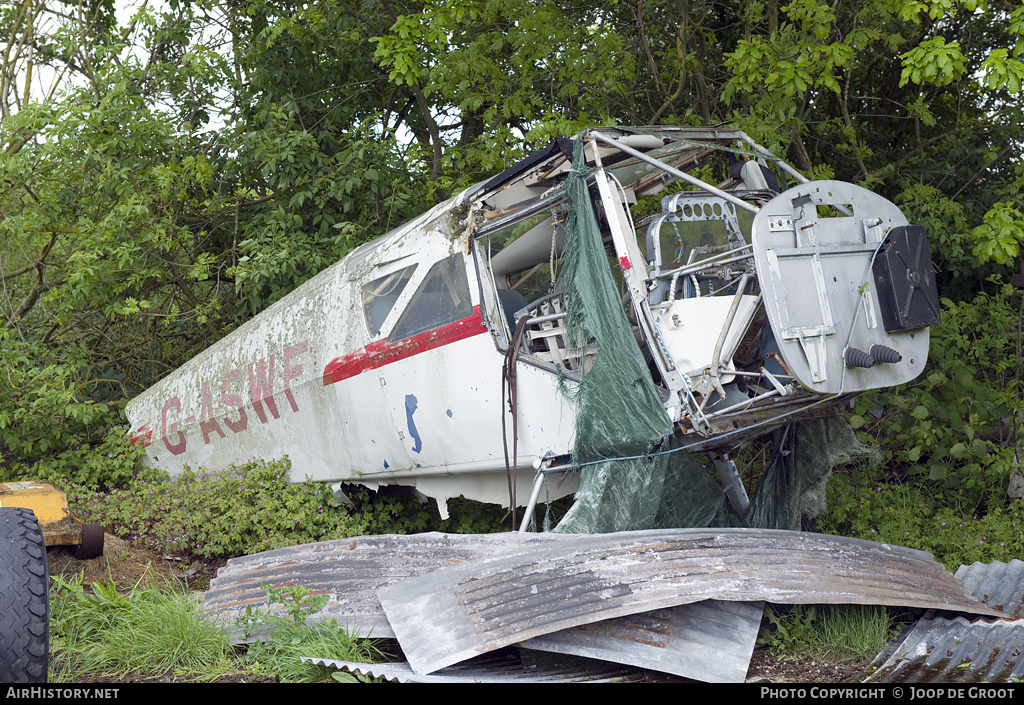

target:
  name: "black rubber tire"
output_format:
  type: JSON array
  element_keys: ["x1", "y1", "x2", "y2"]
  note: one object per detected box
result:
[
  {"x1": 75, "y1": 522, "x2": 104, "y2": 560},
  {"x1": 0, "y1": 507, "x2": 50, "y2": 683}
]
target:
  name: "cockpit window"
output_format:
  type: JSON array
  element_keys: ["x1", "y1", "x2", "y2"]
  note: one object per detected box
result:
[
  {"x1": 361, "y1": 265, "x2": 417, "y2": 337},
  {"x1": 388, "y1": 254, "x2": 473, "y2": 342}
]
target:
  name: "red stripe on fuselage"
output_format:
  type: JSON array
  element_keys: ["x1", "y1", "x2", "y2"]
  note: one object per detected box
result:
[{"x1": 322, "y1": 306, "x2": 488, "y2": 386}]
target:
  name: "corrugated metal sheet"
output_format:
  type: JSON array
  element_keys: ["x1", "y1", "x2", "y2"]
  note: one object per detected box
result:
[
  {"x1": 376, "y1": 528, "x2": 1003, "y2": 675},
  {"x1": 203, "y1": 532, "x2": 563, "y2": 640},
  {"x1": 863, "y1": 559, "x2": 1024, "y2": 683},
  {"x1": 954, "y1": 559, "x2": 1024, "y2": 618},
  {"x1": 862, "y1": 616, "x2": 1024, "y2": 682},
  {"x1": 300, "y1": 651, "x2": 654, "y2": 683},
  {"x1": 522, "y1": 600, "x2": 764, "y2": 683},
  {"x1": 204, "y1": 530, "x2": 766, "y2": 682}
]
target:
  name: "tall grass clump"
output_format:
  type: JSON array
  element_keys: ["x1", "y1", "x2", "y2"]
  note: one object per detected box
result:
[
  {"x1": 758, "y1": 604, "x2": 898, "y2": 661},
  {"x1": 49, "y1": 572, "x2": 234, "y2": 680}
]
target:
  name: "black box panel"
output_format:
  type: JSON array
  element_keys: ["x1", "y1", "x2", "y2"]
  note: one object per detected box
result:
[{"x1": 872, "y1": 225, "x2": 941, "y2": 332}]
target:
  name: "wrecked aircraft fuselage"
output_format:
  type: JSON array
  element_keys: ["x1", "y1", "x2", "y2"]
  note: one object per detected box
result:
[{"x1": 126, "y1": 126, "x2": 940, "y2": 517}]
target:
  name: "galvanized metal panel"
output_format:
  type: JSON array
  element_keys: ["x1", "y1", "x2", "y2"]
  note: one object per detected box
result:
[
  {"x1": 376, "y1": 528, "x2": 1004, "y2": 675},
  {"x1": 203, "y1": 531, "x2": 564, "y2": 641},
  {"x1": 954, "y1": 559, "x2": 1024, "y2": 618},
  {"x1": 205, "y1": 530, "x2": 767, "y2": 682},
  {"x1": 862, "y1": 559, "x2": 1024, "y2": 683},
  {"x1": 301, "y1": 652, "x2": 652, "y2": 683},
  {"x1": 862, "y1": 616, "x2": 1024, "y2": 683},
  {"x1": 522, "y1": 600, "x2": 764, "y2": 683}
]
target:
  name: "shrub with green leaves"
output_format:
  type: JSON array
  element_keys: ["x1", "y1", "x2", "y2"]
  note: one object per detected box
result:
[
  {"x1": 235, "y1": 584, "x2": 384, "y2": 683},
  {"x1": 844, "y1": 280, "x2": 1022, "y2": 508},
  {"x1": 0, "y1": 336, "x2": 122, "y2": 467},
  {"x1": 10, "y1": 424, "x2": 151, "y2": 492},
  {"x1": 75, "y1": 457, "x2": 437, "y2": 561},
  {"x1": 820, "y1": 479, "x2": 1024, "y2": 570}
]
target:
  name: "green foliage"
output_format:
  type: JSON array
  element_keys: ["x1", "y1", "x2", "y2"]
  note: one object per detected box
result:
[
  {"x1": 758, "y1": 604, "x2": 897, "y2": 661},
  {"x1": 56, "y1": 450, "x2": 521, "y2": 563},
  {"x1": 820, "y1": 480, "x2": 1024, "y2": 570},
  {"x1": 12, "y1": 424, "x2": 151, "y2": 493},
  {"x1": 73, "y1": 458, "x2": 441, "y2": 561},
  {"x1": 49, "y1": 572, "x2": 234, "y2": 681},
  {"x1": 759, "y1": 604, "x2": 819, "y2": 655},
  {"x1": 235, "y1": 583, "x2": 384, "y2": 683},
  {"x1": 437, "y1": 496, "x2": 510, "y2": 534},
  {"x1": 844, "y1": 282, "x2": 1022, "y2": 506},
  {"x1": 371, "y1": 0, "x2": 635, "y2": 182},
  {"x1": 972, "y1": 202, "x2": 1024, "y2": 267},
  {"x1": 0, "y1": 337, "x2": 121, "y2": 463},
  {"x1": 899, "y1": 37, "x2": 967, "y2": 87}
]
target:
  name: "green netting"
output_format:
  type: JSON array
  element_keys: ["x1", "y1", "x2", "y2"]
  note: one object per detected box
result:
[
  {"x1": 549, "y1": 141, "x2": 862, "y2": 534},
  {"x1": 745, "y1": 416, "x2": 867, "y2": 531},
  {"x1": 552, "y1": 142, "x2": 732, "y2": 534}
]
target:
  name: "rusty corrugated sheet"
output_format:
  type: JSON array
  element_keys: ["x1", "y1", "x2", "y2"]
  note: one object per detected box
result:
[
  {"x1": 204, "y1": 530, "x2": 767, "y2": 682},
  {"x1": 954, "y1": 559, "x2": 1024, "y2": 618},
  {"x1": 376, "y1": 528, "x2": 1004, "y2": 675},
  {"x1": 862, "y1": 558, "x2": 1024, "y2": 683},
  {"x1": 521, "y1": 600, "x2": 764, "y2": 683},
  {"x1": 203, "y1": 531, "x2": 563, "y2": 641},
  {"x1": 862, "y1": 616, "x2": 1024, "y2": 682},
  {"x1": 300, "y1": 651, "x2": 653, "y2": 683}
]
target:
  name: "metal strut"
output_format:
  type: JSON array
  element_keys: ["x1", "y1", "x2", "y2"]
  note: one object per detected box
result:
[{"x1": 502, "y1": 316, "x2": 533, "y2": 530}]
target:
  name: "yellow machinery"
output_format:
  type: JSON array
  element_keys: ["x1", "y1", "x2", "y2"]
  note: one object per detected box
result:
[{"x1": 0, "y1": 480, "x2": 104, "y2": 559}]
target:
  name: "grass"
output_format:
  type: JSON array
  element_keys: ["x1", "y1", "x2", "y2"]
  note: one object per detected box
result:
[
  {"x1": 234, "y1": 584, "x2": 386, "y2": 683},
  {"x1": 758, "y1": 603, "x2": 901, "y2": 662},
  {"x1": 49, "y1": 573, "x2": 236, "y2": 681},
  {"x1": 48, "y1": 573, "x2": 383, "y2": 683}
]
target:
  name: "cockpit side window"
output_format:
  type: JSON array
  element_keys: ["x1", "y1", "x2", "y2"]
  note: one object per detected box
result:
[
  {"x1": 388, "y1": 254, "x2": 473, "y2": 342},
  {"x1": 361, "y1": 264, "x2": 417, "y2": 337}
]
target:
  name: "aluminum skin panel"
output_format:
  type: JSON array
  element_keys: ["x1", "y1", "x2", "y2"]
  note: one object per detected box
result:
[
  {"x1": 752, "y1": 181, "x2": 930, "y2": 394},
  {"x1": 125, "y1": 196, "x2": 578, "y2": 510},
  {"x1": 376, "y1": 528, "x2": 1004, "y2": 675}
]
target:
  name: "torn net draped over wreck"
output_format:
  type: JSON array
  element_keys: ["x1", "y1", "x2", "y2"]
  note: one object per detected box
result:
[{"x1": 552, "y1": 141, "x2": 854, "y2": 534}]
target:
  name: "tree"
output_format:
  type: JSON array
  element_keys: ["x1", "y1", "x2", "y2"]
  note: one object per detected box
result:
[{"x1": 1, "y1": 0, "x2": 1022, "y2": 470}]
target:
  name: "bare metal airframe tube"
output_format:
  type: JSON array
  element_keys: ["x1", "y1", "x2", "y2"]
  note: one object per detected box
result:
[
  {"x1": 710, "y1": 453, "x2": 750, "y2": 518},
  {"x1": 520, "y1": 469, "x2": 547, "y2": 533},
  {"x1": 738, "y1": 135, "x2": 812, "y2": 185},
  {"x1": 589, "y1": 131, "x2": 760, "y2": 215},
  {"x1": 657, "y1": 248, "x2": 753, "y2": 282},
  {"x1": 710, "y1": 274, "x2": 752, "y2": 384}
]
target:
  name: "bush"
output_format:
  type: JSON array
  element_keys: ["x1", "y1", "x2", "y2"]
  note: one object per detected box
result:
[
  {"x1": 819, "y1": 479, "x2": 1024, "y2": 570},
  {"x1": 843, "y1": 280, "x2": 1022, "y2": 510},
  {"x1": 12, "y1": 424, "x2": 151, "y2": 492},
  {"x1": 74, "y1": 457, "x2": 438, "y2": 561}
]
